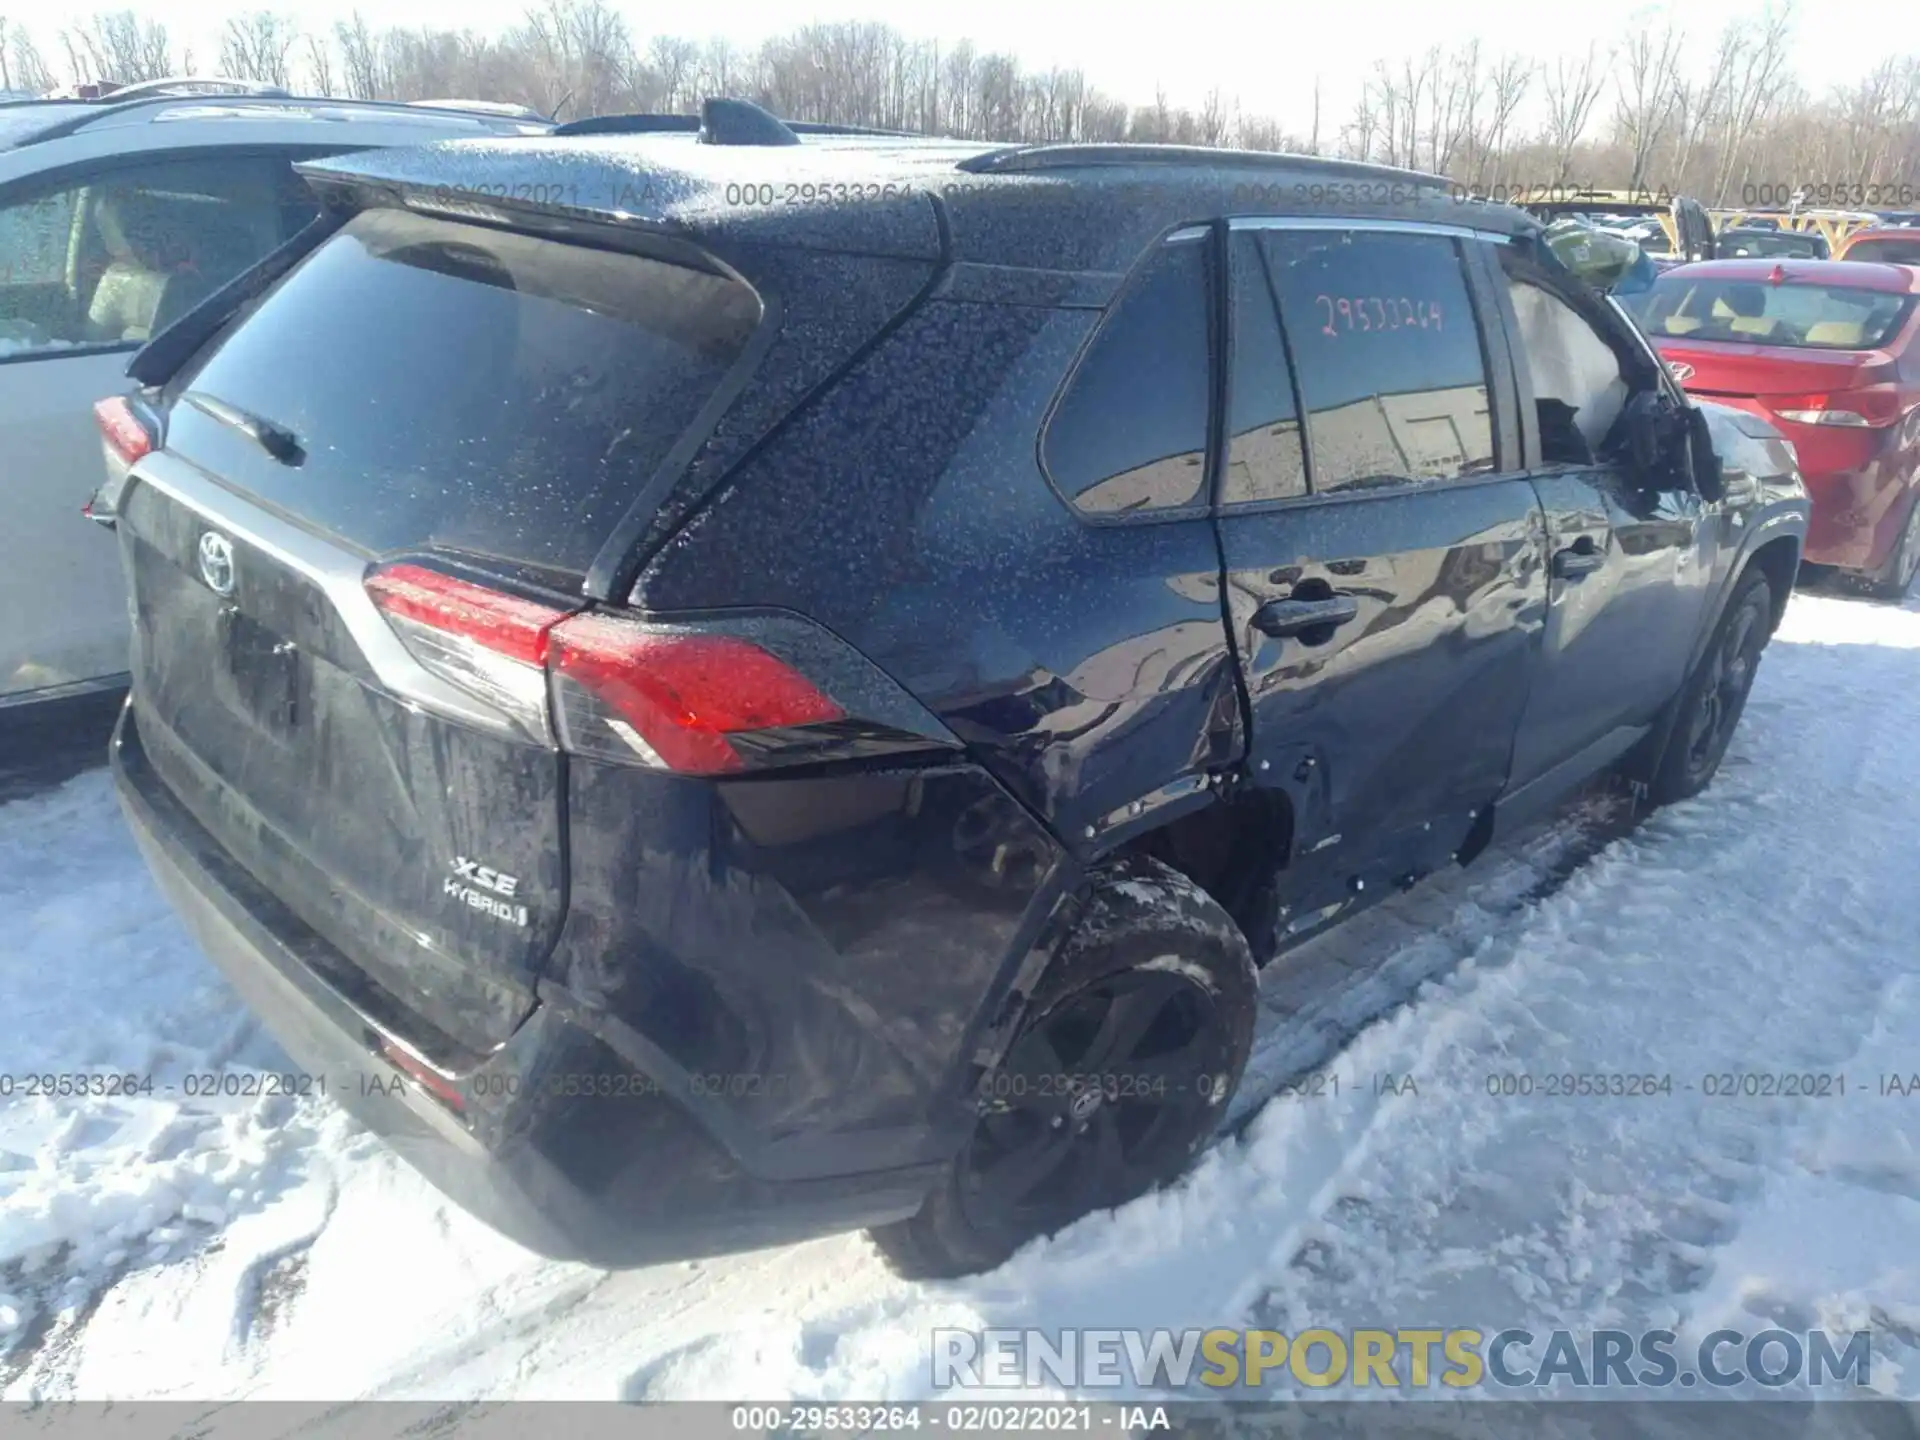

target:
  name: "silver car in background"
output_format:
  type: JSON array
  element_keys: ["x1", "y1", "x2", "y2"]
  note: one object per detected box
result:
[{"x1": 0, "y1": 81, "x2": 551, "y2": 719}]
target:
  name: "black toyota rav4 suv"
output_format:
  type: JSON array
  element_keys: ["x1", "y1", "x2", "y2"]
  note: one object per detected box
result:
[{"x1": 101, "y1": 100, "x2": 1808, "y2": 1279}]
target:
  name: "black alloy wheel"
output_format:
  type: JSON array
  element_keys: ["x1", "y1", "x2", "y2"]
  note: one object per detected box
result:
[{"x1": 958, "y1": 966, "x2": 1237, "y2": 1240}]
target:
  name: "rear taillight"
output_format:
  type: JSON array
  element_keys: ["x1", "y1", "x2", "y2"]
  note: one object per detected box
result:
[
  {"x1": 94, "y1": 395, "x2": 154, "y2": 466},
  {"x1": 363, "y1": 562, "x2": 903, "y2": 774},
  {"x1": 1767, "y1": 387, "x2": 1905, "y2": 428},
  {"x1": 548, "y1": 615, "x2": 844, "y2": 775},
  {"x1": 365, "y1": 563, "x2": 565, "y2": 741},
  {"x1": 379, "y1": 1039, "x2": 466, "y2": 1113}
]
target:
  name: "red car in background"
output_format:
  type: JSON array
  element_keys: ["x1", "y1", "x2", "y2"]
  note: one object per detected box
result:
[
  {"x1": 1838, "y1": 229, "x2": 1920, "y2": 265},
  {"x1": 1622, "y1": 259, "x2": 1920, "y2": 596}
]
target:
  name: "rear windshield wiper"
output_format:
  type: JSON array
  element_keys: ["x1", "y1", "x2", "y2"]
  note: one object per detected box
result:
[{"x1": 181, "y1": 390, "x2": 306, "y2": 466}]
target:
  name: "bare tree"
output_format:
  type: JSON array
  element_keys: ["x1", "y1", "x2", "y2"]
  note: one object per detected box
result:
[
  {"x1": 334, "y1": 12, "x2": 382, "y2": 98},
  {"x1": 1342, "y1": 86, "x2": 1385, "y2": 163},
  {"x1": 647, "y1": 34, "x2": 697, "y2": 112},
  {"x1": 511, "y1": 0, "x2": 632, "y2": 119},
  {"x1": 57, "y1": 11, "x2": 172, "y2": 86},
  {"x1": 1712, "y1": 4, "x2": 1794, "y2": 203},
  {"x1": 219, "y1": 12, "x2": 298, "y2": 88},
  {"x1": 304, "y1": 32, "x2": 334, "y2": 95},
  {"x1": 1474, "y1": 53, "x2": 1535, "y2": 188},
  {"x1": 1, "y1": 17, "x2": 55, "y2": 92},
  {"x1": 1426, "y1": 41, "x2": 1486, "y2": 174},
  {"x1": 1543, "y1": 41, "x2": 1609, "y2": 182},
  {"x1": 1614, "y1": 9, "x2": 1685, "y2": 188}
]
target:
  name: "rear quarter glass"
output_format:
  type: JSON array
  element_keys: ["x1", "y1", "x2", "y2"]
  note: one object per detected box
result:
[
  {"x1": 164, "y1": 207, "x2": 763, "y2": 576},
  {"x1": 1845, "y1": 239, "x2": 1920, "y2": 264}
]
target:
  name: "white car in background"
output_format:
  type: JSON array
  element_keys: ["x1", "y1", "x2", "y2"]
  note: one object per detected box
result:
[{"x1": 0, "y1": 79, "x2": 550, "y2": 725}]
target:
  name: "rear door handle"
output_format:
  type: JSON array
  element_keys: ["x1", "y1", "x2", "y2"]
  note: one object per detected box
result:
[
  {"x1": 1252, "y1": 595, "x2": 1360, "y2": 638},
  {"x1": 1552, "y1": 541, "x2": 1606, "y2": 579}
]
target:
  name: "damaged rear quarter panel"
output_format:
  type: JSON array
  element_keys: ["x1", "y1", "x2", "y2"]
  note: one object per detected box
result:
[{"x1": 634, "y1": 296, "x2": 1246, "y2": 853}]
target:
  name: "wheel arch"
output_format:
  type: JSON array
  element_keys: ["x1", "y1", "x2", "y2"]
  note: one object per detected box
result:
[
  {"x1": 1746, "y1": 533, "x2": 1801, "y2": 632},
  {"x1": 1118, "y1": 787, "x2": 1294, "y2": 963}
]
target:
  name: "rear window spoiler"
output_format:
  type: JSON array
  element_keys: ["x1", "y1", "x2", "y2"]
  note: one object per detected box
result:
[{"x1": 126, "y1": 206, "x2": 350, "y2": 388}]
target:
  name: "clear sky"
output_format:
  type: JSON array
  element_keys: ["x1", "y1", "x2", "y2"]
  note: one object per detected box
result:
[{"x1": 18, "y1": 0, "x2": 1865, "y2": 138}]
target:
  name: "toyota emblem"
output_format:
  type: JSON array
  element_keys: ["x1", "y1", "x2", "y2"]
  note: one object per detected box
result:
[
  {"x1": 1667, "y1": 361, "x2": 1695, "y2": 383},
  {"x1": 197, "y1": 531, "x2": 237, "y2": 597}
]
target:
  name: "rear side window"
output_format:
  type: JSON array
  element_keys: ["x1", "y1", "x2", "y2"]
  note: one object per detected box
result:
[
  {"x1": 1043, "y1": 234, "x2": 1210, "y2": 516},
  {"x1": 1845, "y1": 237, "x2": 1920, "y2": 266},
  {"x1": 1222, "y1": 231, "x2": 1307, "y2": 505},
  {"x1": 1261, "y1": 229, "x2": 1495, "y2": 492},
  {"x1": 171, "y1": 208, "x2": 762, "y2": 574},
  {"x1": 0, "y1": 154, "x2": 313, "y2": 358},
  {"x1": 1637, "y1": 275, "x2": 1912, "y2": 350},
  {"x1": 1718, "y1": 230, "x2": 1826, "y2": 259}
]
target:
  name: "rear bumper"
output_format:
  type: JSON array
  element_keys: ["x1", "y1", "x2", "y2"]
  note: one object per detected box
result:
[
  {"x1": 111, "y1": 699, "x2": 946, "y2": 1267},
  {"x1": 1802, "y1": 466, "x2": 1914, "y2": 572},
  {"x1": 1680, "y1": 394, "x2": 1910, "y2": 571}
]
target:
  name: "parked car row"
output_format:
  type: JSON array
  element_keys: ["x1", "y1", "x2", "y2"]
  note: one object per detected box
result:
[
  {"x1": 0, "y1": 81, "x2": 553, "y2": 718},
  {"x1": 1619, "y1": 259, "x2": 1920, "y2": 597},
  {"x1": 5, "y1": 95, "x2": 1813, "y2": 1278}
]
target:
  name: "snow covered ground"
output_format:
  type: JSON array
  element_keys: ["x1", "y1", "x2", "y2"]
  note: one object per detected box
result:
[{"x1": 3, "y1": 584, "x2": 1918, "y2": 1405}]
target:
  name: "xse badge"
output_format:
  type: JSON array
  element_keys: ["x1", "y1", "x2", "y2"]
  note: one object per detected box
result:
[{"x1": 444, "y1": 856, "x2": 529, "y2": 928}]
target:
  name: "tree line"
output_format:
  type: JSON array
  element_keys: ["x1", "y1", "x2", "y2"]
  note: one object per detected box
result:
[{"x1": 1, "y1": 0, "x2": 1915, "y2": 207}]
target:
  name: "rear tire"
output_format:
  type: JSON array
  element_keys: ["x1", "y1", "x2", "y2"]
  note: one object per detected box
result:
[
  {"x1": 869, "y1": 855, "x2": 1257, "y2": 1280},
  {"x1": 1645, "y1": 568, "x2": 1773, "y2": 807}
]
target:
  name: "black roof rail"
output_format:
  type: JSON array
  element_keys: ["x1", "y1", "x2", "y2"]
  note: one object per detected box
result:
[
  {"x1": 955, "y1": 142, "x2": 1453, "y2": 188},
  {"x1": 552, "y1": 96, "x2": 920, "y2": 142},
  {"x1": 552, "y1": 113, "x2": 700, "y2": 137}
]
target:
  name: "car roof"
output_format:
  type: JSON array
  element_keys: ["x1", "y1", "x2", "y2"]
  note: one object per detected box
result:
[
  {"x1": 1654, "y1": 258, "x2": 1920, "y2": 293},
  {"x1": 297, "y1": 127, "x2": 1534, "y2": 274},
  {"x1": 0, "y1": 92, "x2": 552, "y2": 151}
]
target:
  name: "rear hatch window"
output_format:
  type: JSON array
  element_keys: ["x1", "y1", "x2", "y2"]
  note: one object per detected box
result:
[
  {"x1": 167, "y1": 206, "x2": 763, "y2": 576},
  {"x1": 1633, "y1": 275, "x2": 1912, "y2": 350}
]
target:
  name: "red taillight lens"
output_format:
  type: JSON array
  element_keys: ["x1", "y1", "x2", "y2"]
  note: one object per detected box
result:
[
  {"x1": 364, "y1": 564, "x2": 852, "y2": 772},
  {"x1": 365, "y1": 563, "x2": 563, "y2": 666},
  {"x1": 1767, "y1": 387, "x2": 1905, "y2": 428},
  {"x1": 365, "y1": 563, "x2": 566, "y2": 739},
  {"x1": 94, "y1": 395, "x2": 154, "y2": 465},
  {"x1": 379, "y1": 1039, "x2": 466, "y2": 1113},
  {"x1": 549, "y1": 615, "x2": 845, "y2": 775}
]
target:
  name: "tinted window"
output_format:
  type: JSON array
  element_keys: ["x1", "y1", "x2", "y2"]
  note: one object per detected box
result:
[
  {"x1": 0, "y1": 155, "x2": 315, "y2": 358},
  {"x1": 1044, "y1": 236, "x2": 1210, "y2": 515},
  {"x1": 1261, "y1": 229, "x2": 1493, "y2": 493},
  {"x1": 1503, "y1": 273, "x2": 1629, "y2": 466},
  {"x1": 1223, "y1": 232, "x2": 1307, "y2": 505},
  {"x1": 1636, "y1": 274, "x2": 1912, "y2": 350},
  {"x1": 172, "y1": 208, "x2": 762, "y2": 575},
  {"x1": 1718, "y1": 229, "x2": 1826, "y2": 259},
  {"x1": 1846, "y1": 236, "x2": 1920, "y2": 266}
]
